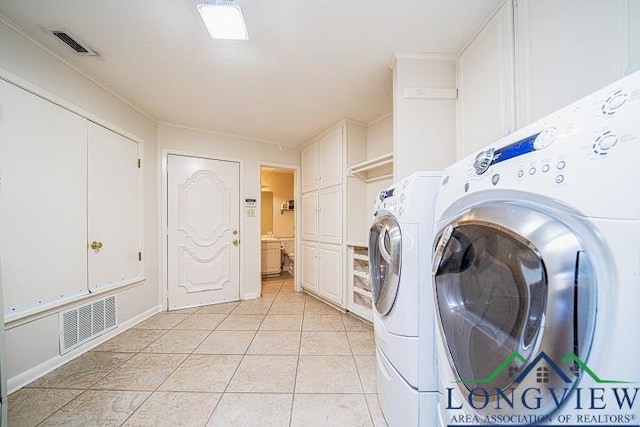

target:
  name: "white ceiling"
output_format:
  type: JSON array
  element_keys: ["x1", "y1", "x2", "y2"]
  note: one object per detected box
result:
[{"x1": 0, "y1": 0, "x2": 499, "y2": 146}]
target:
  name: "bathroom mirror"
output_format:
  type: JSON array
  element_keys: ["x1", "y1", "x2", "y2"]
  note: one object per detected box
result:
[{"x1": 261, "y1": 191, "x2": 273, "y2": 235}]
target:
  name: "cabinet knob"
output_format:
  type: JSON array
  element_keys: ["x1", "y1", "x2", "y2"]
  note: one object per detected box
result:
[
  {"x1": 232, "y1": 230, "x2": 238, "y2": 235},
  {"x1": 90, "y1": 241, "x2": 103, "y2": 250},
  {"x1": 232, "y1": 239, "x2": 239, "y2": 246}
]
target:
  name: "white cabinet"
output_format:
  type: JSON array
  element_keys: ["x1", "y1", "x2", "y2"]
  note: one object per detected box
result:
[
  {"x1": 457, "y1": 0, "x2": 515, "y2": 158},
  {"x1": 318, "y1": 243, "x2": 344, "y2": 305},
  {"x1": 318, "y1": 186, "x2": 343, "y2": 244},
  {"x1": 301, "y1": 126, "x2": 344, "y2": 192},
  {"x1": 0, "y1": 79, "x2": 143, "y2": 320},
  {"x1": 301, "y1": 143, "x2": 318, "y2": 193},
  {"x1": 514, "y1": 0, "x2": 632, "y2": 127},
  {"x1": 88, "y1": 123, "x2": 141, "y2": 291},
  {"x1": 301, "y1": 241, "x2": 318, "y2": 293},
  {"x1": 300, "y1": 119, "x2": 367, "y2": 309},
  {"x1": 317, "y1": 126, "x2": 343, "y2": 188},
  {"x1": 301, "y1": 192, "x2": 318, "y2": 241},
  {"x1": 261, "y1": 241, "x2": 281, "y2": 276}
]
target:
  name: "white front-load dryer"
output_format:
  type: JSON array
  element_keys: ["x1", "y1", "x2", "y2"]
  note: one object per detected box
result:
[
  {"x1": 433, "y1": 71, "x2": 640, "y2": 426},
  {"x1": 369, "y1": 172, "x2": 441, "y2": 426}
]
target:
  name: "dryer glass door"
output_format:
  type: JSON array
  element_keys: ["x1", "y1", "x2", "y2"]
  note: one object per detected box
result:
[
  {"x1": 369, "y1": 213, "x2": 401, "y2": 316},
  {"x1": 432, "y1": 204, "x2": 596, "y2": 412}
]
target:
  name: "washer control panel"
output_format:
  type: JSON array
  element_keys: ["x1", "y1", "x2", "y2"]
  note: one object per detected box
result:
[{"x1": 437, "y1": 70, "x2": 640, "y2": 220}]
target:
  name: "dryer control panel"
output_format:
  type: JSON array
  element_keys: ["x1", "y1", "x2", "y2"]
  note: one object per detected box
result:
[
  {"x1": 437, "y1": 71, "x2": 640, "y2": 220},
  {"x1": 373, "y1": 172, "x2": 441, "y2": 224}
]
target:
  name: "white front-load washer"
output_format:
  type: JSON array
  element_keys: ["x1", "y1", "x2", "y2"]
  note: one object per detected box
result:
[
  {"x1": 432, "y1": 71, "x2": 640, "y2": 426},
  {"x1": 369, "y1": 172, "x2": 441, "y2": 426}
]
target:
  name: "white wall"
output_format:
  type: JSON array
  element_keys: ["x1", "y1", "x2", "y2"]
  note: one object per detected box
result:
[
  {"x1": 0, "y1": 20, "x2": 159, "y2": 389},
  {"x1": 158, "y1": 124, "x2": 300, "y2": 299},
  {"x1": 366, "y1": 114, "x2": 393, "y2": 159},
  {"x1": 392, "y1": 55, "x2": 457, "y2": 180}
]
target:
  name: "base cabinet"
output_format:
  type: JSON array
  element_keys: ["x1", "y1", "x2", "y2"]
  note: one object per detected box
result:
[
  {"x1": 318, "y1": 243, "x2": 344, "y2": 305},
  {"x1": 261, "y1": 241, "x2": 281, "y2": 276},
  {"x1": 301, "y1": 241, "x2": 343, "y2": 305},
  {"x1": 301, "y1": 241, "x2": 318, "y2": 293}
]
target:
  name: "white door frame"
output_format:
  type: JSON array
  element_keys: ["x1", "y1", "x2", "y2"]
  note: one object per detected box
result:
[
  {"x1": 161, "y1": 148, "x2": 245, "y2": 311},
  {"x1": 257, "y1": 161, "x2": 301, "y2": 293}
]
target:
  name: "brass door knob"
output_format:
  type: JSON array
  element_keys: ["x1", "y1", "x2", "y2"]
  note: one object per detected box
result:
[
  {"x1": 90, "y1": 241, "x2": 103, "y2": 250},
  {"x1": 232, "y1": 239, "x2": 239, "y2": 246}
]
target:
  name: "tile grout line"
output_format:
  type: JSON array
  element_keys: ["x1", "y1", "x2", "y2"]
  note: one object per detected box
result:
[
  {"x1": 116, "y1": 313, "x2": 210, "y2": 425},
  {"x1": 117, "y1": 306, "x2": 237, "y2": 426},
  {"x1": 343, "y1": 313, "x2": 376, "y2": 427},
  {"x1": 32, "y1": 311, "x2": 196, "y2": 426},
  {"x1": 203, "y1": 284, "x2": 276, "y2": 426},
  {"x1": 290, "y1": 277, "x2": 304, "y2": 427}
]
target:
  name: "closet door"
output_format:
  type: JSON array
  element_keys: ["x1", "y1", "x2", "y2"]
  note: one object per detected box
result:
[
  {"x1": 0, "y1": 80, "x2": 88, "y2": 315},
  {"x1": 87, "y1": 123, "x2": 141, "y2": 291}
]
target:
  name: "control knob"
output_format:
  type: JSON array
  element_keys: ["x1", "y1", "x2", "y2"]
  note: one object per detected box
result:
[{"x1": 473, "y1": 149, "x2": 495, "y2": 175}]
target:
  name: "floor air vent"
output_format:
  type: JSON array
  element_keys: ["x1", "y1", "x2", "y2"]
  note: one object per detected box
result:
[
  {"x1": 46, "y1": 29, "x2": 98, "y2": 56},
  {"x1": 59, "y1": 295, "x2": 117, "y2": 354}
]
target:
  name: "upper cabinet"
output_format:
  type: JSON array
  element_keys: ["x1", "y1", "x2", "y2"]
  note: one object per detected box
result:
[
  {"x1": 457, "y1": 1, "x2": 515, "y2": 158},
  {"x1": 457, "y1": 0, "x2": 638, "y2": 159},
  {"x1": 301, "y1": 125, "x2": 345, "y2": 193},
  {"x1": 301, "y1": 143, "x2": 318, "y2": 193},
  {"x1": 317, "y1": 126, "x2": 343, "y2": 188},
  {"x1": 514, "y1": 0, "x2": 633, "y2": 127}
]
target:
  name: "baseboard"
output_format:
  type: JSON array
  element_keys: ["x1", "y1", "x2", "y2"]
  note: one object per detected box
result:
[{"x1": 7, "y1": 304, "x2": 161, "y2": 394}]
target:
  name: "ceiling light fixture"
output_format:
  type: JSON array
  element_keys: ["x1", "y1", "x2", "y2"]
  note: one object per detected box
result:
[{"x1": 197, "y1": 0, "x2": 249, "y2": 40}]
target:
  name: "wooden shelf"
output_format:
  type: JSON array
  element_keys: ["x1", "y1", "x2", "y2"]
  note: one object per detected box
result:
[
  {"x1": 353, "y1": 286, "x2": 372, "y2": 297},
  {"x1": 348, "y1": 153, "x2": 393, "y2": 183},
  {"x1": 353, "y1": 253, "x2": 369, "y2": 262},
  {"x1": 353, "y1": 270, "x2": 370, "y2": 280}
]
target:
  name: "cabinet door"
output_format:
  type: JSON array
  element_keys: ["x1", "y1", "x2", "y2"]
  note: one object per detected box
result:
[
  {"x1": 319, "y1": 243, "x2": 343, "y2": 305},
  {"x1": 515, "y1": 0, "x2": 631, "y2": 126},
  {"x1": 318, "y1": 186, "x2": 343, "y2": 244},
  {"x1": 301, "y1": 241, "x2": 318, "y2": 293},
  {"x1": 301, "y1": 142, "x2": 318, "y2": 193},
  {"x1": 0, "y1": 79, "x2": 88, "y2": 315},
  {"x1": 457, "y1": 1, "x2": 515, "y2": 158},
  {"x1": 88, "y1": 123, "x2": 141, "y2": 291},
  {"x1": 301, "y1": 192, "x2": 318, "y2": 241},
  {"x1": 318, "y1": 126, "x2": 343, "y2": 188}
]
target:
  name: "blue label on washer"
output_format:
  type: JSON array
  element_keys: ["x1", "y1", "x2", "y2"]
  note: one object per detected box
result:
[{"x1": 491, "y1": 133, "x2": 540, "y2": 165}]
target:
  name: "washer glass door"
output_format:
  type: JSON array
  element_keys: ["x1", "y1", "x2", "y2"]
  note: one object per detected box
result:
[
  {"x1": 369, "y1": 213, "x2": 402, "y2": 316},
  {"x1": 433, "y1": 203, "x2": 596, "y2": 412}
]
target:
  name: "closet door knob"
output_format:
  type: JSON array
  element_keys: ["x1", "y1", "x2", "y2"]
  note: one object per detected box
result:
[{"x1": 90, "y1": 241, "x2": 103, "y2": 250}]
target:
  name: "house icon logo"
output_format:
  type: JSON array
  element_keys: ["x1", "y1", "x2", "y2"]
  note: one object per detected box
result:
[{"x1": 457, "y1": 351, "x2": 630, "y2": 385}]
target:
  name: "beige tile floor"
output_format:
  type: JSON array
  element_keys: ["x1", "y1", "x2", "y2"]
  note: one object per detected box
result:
[{"x1": 8, "y1": 275, "x2": 388, "y2": 427}]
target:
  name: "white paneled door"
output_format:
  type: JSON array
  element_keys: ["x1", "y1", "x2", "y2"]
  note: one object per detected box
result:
[{"x1": 167, "y1": 155, "x2": 240, "y2": 310}]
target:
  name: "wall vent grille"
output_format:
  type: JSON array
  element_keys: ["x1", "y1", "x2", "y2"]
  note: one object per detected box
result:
[{"x1": 59, "y1": 295, "x2": 117, "y2": 354}]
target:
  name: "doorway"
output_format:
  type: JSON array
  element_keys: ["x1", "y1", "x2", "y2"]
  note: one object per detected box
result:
[
  {"x1": 260, "y1": 165, "x2": 297, "y2": 295},
  {"x1": 166, "y1": 154, "x2": 241, "y2": 310}
]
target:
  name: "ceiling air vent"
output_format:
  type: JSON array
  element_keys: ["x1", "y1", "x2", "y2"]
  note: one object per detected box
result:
[{"x1": 46, "y1": 28, "x2": 98, "y2": 56}]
